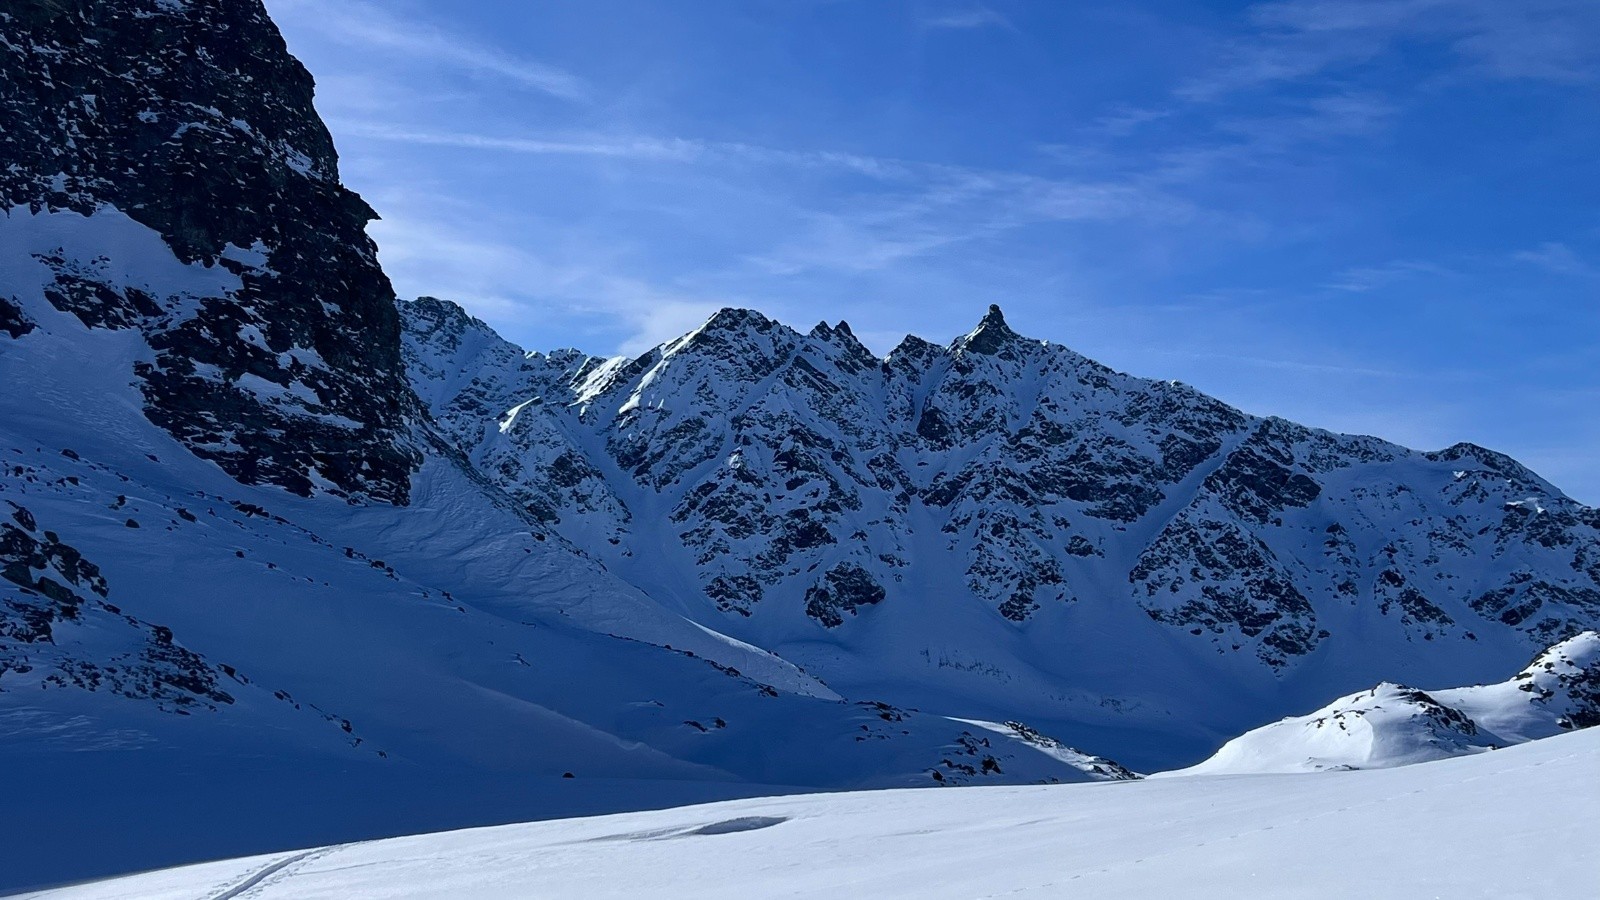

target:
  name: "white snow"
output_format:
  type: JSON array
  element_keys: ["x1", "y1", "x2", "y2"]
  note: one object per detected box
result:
[
  {"x1": 219, "y1": 240, "x2": 274, "y2": 273},
  {"x1": 0, "y1": 205, "x2": 243, "y2": 323},
  {"x1": 1438, "y1": 631, "x2": 1600, "y2": 742},
  {"x1": 1171, "y1": 632, "x2": 1600, "y2": 775},
  {"x1": 7, "y1": 228, "x2": 1599, "y2": 895},
  {"x1": 22, "y1": 726, "x2": 1600, "y2": 899},
  {"x1": 1171, "y1": 682, "x2": 1495, "y2": 774}
]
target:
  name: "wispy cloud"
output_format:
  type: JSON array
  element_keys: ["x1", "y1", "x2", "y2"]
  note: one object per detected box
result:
[
  {"x1": 367, "y1": 204, "x2": 743, "y2": 357},
  {"x1": 1514, "y1": 242, "x2": 1599, "y2": 278},
  {"x1": 747, "y1": 174, "x2": 1189, "y2": 276},
  {"x1": 922, "y1": 7, "x2": 1013, "y2": 31},
  {"x1": 583, "y1": 283, "x2": 737, "y2": 358},
  {"x1": 1324, "y1": 258, "x2": 1457, "y2": 292},
  {"x1": 1124, "y1": 91, "x2": 1398, "y2": 191},
  {"x1": 1158, "y1": 348, "x2": 1409, "y2": 380},
  {"x1": 1089, "y1": 105, "x2": 1174, "y2": 139},
  {"x1": 341, "y1": 116, "x2": 1202, "y2": 358},
  {"x1": 1181, "y1": 0, "x2": 1600, "y2": 100},
  {"x1": 1218, "y1": 92, "x2": 1398, "y2": 143},
  {"x1": 267, "y1": 0, "x2": 590, "y2": 102},
  {"x1": 342, "y1": 122, "x2": 704, "y2": 163},
  {"x1": 341, "y1": 121, "x2": 919, "y2": 179},
  {"x1": 343, "y1": 119, "x2": 1193, "y2": 281}
]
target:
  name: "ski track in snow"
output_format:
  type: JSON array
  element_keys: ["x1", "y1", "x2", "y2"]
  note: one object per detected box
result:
[{"x1": 205, "y1": 848, "x2": 340, "y2": 900}]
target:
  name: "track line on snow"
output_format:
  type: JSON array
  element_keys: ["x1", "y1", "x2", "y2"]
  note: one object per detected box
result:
[{"x1": 205, "y1": 846, "x2": 338, "y2": 900}]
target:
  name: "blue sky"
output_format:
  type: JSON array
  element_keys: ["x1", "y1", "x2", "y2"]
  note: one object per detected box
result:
[{"x1": 264, "y1": 0, "x2": 1599, "y2": 502}]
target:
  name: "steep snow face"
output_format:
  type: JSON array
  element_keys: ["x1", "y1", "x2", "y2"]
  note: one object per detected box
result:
[
  {"x1": 0, "y1": 0, "x2": 420, "y2": 502},
  {"x1": 27, "y1": 726, "x2": 1600, "y2": 900},
  {"x1": 402, "y1": 299, "x2": 1600, "y2": 750},
  {"x1": 1175, "y1": 632, "x2": 1600, "y2": 774}
]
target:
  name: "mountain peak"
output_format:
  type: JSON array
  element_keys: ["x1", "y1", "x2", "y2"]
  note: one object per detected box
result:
[
  {"x1": 702, "y1": 307, "x2": 773, "y2": 332},
  {"x1": 407, "y1": 296, "x2": 476, "y2": 329},
  {"x1": 806, "y1": 318, "x2": 877, "y2": 372},
  {"x1": 958, "y1": 304, "x2": 1019, "y2": 355},
  {"x1": 669, "y1": 308, "x2": 784, "y2": 351},
  {"x1": 659, "y1": 308, "x2": 790, "y2": 371}
]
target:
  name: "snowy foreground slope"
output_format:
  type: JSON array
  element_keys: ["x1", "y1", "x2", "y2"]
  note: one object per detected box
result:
[
  {"x1": 1176, "y1": 631, "x2": 1600, "y2": 774},
  {"x1": 25, "y1": 726, "x2": 1600, "y2": 900}
]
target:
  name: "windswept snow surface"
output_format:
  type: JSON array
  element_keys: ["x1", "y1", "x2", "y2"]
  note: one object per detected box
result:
[{"x1": 23, "y1": 726, "x2": 1600, "y2": 899}]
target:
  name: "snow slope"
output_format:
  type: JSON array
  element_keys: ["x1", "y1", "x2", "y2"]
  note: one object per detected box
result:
[
  {"x1": 1438, "y1": 630, "x2": 1600, "y2": 741},
  {"x1": 1174, "y1": 632, "x2": 1600, "y2": 774},
  {"x1": 24, "y1": 723, "x2": 1600, "y2": 899}
]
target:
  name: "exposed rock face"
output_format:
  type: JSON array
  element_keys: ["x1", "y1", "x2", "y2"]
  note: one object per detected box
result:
[
  {"x1": 1506, "y1": 631, "x2": 1600, "y2": 731},
  {"x1": 404, "y1": 300, "x2": 1600, "y2": 672},
  {"x1": 0, "y1": 0, "x2": 419, "y2": 502},
  {"x1": 2, "y1": 500, "x2": 234, "y2": 710}
]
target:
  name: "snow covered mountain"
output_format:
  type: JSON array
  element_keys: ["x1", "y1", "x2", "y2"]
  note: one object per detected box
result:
[
  {"x1": 1176, "y1": 630, "x2": 1600, "y2": 774},
  {"x1": 25, "y1": 723, "x2": 1600, "y2": 899},
  {"x1": 4, "y1": 0, "x2": 1598, "y2": 893},
  {"x1": 402, "y1": 296, "x2": 1600, "y2": 760},
  {"x1": 0, "y1": 2, "x2": 1132, "y2": 891}
]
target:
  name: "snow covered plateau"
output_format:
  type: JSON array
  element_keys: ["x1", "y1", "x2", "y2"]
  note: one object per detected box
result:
[{"x1": 2, "y1": 1, "x2": 1598, "y2": 895}]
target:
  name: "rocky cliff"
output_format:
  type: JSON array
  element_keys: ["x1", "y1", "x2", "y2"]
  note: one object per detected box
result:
[{"x1": 1, "y1": 0, "x2": 419, "y2": 501}]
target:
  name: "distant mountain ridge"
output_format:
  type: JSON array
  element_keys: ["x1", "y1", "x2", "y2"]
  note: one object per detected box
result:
[
  {"x1": 403, "y1": 297, "x2": 1600, "y2": 646},
  {"x1": 403, "y1": 296, "x2": 1600, "y2": 745}
]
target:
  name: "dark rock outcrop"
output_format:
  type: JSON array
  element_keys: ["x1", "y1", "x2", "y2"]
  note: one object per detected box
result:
[
  {"x1": 1, "y1": 0, "x2": 420, "y2": 502},
  {"x1": 1, "y1": 502, "x2": 235, "y2": 709}
]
